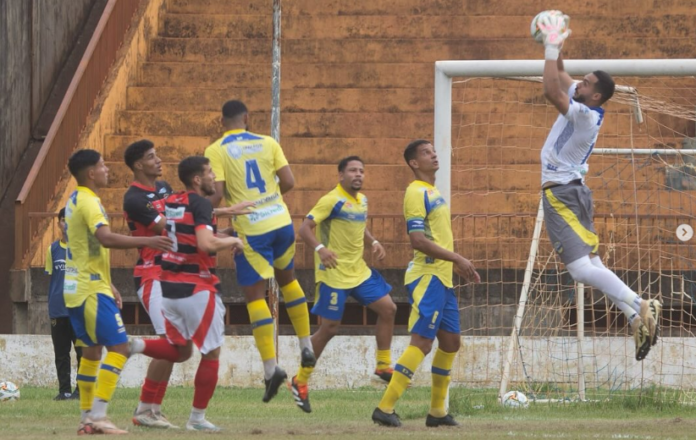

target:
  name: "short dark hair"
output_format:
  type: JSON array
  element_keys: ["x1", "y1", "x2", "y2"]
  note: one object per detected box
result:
[
  {"x1": 592, "y1": 70, "x2": 615, "y2": 105},
  {"x1": 124, "y1": 139, "x2": 155, "y2": 170},
  {"x1": 222, "y1": 100, "x2": 248, "y2": 119},
  {"x1": 58, "y1": 208, "x2": 66, "y2": 221},
  {"x1": 404, "y1": 139, "x2": 431, "y2": 166},
  {"x1": 338, "y1": 156, "x2": 364, "y2": 172},
  {"x1": 68, "y1": 149, "x2": 101, "y2": 178},
  {"x1": 178, "y1": 156, "x2": 209, "y2": 187}
]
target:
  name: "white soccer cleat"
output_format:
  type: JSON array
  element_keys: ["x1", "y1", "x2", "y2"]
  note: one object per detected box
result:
[
  {"x1": 133, "y1": 410, "x2": 176, "y2": 429},
  {"x1": 186, "y1": 419, "x2": 221, "y2": 433},
  {"x1": 90, "y1": 417, "x2": 129, "y2": 435}
]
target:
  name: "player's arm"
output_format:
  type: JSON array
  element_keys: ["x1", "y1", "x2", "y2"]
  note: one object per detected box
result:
[
  {"x1": 364, "y1": 228, "x2": 386, "y2": 260},
  {"x1": 111, "y1": 283, "x2": 122, "y2": 309},
  {"x1": 408, "y1": 232, "x2": 479, "y2": 282},
  {"x1": 276, "y1": 165, "x2": 295, "y2": 195},
  {"x1": 299, "y1": 217, "x2": 338, "y2": 269},
  {"x1": 95, "y1": 226, "x2": 172, "y2": 251},
  {"x1": 214, "y1": 201, "x2": 255, "y2": 216},
  {"x1": 204, "y1": 145, "x2": 226, "y2": 207},
  {"x1": 540, "y1": 14, "x2": 572, "y2": 115},
  {"x1": 195, "y1": 227, "x2": 244, "y2": 254},
  {"x1": 557, "y1": 51, "x2": 574, "y2": 92}
]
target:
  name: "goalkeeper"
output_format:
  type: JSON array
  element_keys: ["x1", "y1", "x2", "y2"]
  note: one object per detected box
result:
[{"x1": 537, "y1": 13, "x2": 661, "y2": 361}]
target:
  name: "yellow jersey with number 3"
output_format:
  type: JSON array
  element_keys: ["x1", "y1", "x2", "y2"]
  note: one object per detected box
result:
[
  {"x1": 205, "y1": 129, "x2": 292, "y2": 236},
  {"x1": 307, "y1": 184, "x2": 371, "y2": 289},
  {"x1": 403, "y1": 180, "x2": 453, "y2": 287},
  {"x1": 63, "y1": 186, "x2": 113, "y2": 308}
]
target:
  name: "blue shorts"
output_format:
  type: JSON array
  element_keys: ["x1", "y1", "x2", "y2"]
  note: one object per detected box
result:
[
  {"x1": 235, "y1": 224, "x2": 296, "y2": 286},
  {"x1": 68, "y1": 293, "x2": 128, "y2": 347},
  {"x1": 311, "y1": 269, "x2": 392, "y2": 321},
  {"x1": 406, "y1": 275, "x2": 460, "y2": 340}
]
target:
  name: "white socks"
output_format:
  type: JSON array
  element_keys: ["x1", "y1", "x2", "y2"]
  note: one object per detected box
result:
[
  {"x1": 299, "y1": 337, "x2": 313, "y2": 353},
  {"x1": 567, "y1": 256, "x2": 642, "y2": 318},
  {"x1": 263, "y1": 359, "x2": 277, "y2": 381}
]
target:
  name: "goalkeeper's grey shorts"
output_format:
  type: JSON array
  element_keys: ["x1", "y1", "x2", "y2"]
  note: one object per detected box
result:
[{"x1": 542, "y1": 180, "x2": 599, "y2": 265}]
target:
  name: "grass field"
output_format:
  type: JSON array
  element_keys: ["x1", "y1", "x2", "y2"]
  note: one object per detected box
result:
[{"x1": 3, "y1": 386, "x2": 696, "y2": 439}]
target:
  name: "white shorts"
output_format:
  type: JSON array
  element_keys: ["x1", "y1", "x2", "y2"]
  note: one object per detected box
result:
[
  {"x1": 162, "y1": 290, "x2": 225, "y2": 355},
  {"x1": 137, "y1": 280, "x2": 165, "y2": 335}
]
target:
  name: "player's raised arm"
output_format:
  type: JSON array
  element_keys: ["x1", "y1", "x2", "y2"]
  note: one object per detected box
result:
[{"x1": 540, "y1": 14, "x2": 572, "y2": 115}]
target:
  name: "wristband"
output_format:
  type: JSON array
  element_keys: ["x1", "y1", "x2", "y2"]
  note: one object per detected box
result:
[
  {"x1": 545, "y1": 47, "x2": 559, "y2": 61},
  {"x1": 372, "y1": 240, "x2": 379, "y2": 246},
  {"x1": 314, "y1": 244, "x2": 325, "y2": 252}
]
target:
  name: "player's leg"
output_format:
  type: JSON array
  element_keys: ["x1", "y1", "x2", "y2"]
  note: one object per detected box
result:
[
  {"x1": 544, "y1": 185, "x2": 661, "y2": 357},
  {"x1": 130, "y1": 295, "x2": 195, "y2": 363},
  {"x1": 67, "y1": 298, "x2": 101, "y2": 433},
  {"x1": 373, "y1": 275, "x2": 442, "y2": 427},
  {"x1": 68, "y1": 320, "x2": 82, "y2": 398},
  {"x1": 87, "y1": 293, "x2": 130, "y2": 434},
  {"x1": 134, "y1": 280, "x2": 176, "y2": 428},
  {"x1": 358, "y1": 269, "x2": 396, "y2": 383},
  {"x1": 234, "y1": 230, "x2": 287, "y2": 399},
  {"x1": 273, "y1": 224, "x2": 314, "y2": 361},
  {"x1": 51, "y1": 317, "x2": 74, "y2": 399},
  {"x1": 187, "y1": 291, "x2": 225, "y2": 432},
  {"x1": 427, "y1": 289, "x2": 461, "y2": 428}
]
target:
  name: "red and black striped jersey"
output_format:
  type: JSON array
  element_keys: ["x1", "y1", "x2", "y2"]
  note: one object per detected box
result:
[
  {"x1": 160, "y1": 191, "x2": 220, "y2": 298},
  {"x1": 123, "y1": 180, "x2": 173, "y2": 289}
]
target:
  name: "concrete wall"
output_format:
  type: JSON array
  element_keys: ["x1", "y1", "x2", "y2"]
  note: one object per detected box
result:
[
  {"x1": 1, "y1": 335, "x2": 694, "y2": 392},
  {"x1": 0, "y1": 0, "x2": 94, "y2": 199}
]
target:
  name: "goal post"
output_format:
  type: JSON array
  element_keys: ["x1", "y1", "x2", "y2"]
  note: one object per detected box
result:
[{"x1": 434, "y1": 59, "x2": 696, "y2": 405}]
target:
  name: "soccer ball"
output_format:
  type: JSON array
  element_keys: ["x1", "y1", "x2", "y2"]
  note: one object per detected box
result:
[
  {"x1": 530, "y1": 10, "x2": 568, "y2": 44},
  {"x1": 0, "y1": 381, "x2": 20, "y2": 402},
  {"x1": 502, "y1": 390, "x2": 529, "y2": 408}
]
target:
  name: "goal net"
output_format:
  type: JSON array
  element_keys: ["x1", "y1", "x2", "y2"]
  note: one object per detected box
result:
[{"x1": 437, "y1": 60, "x2": 696, "y2": 404}]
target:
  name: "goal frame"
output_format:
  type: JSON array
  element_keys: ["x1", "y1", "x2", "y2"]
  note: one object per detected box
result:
[{"x1": 433, "y1": 59, "x2": 696, "y2": 403}]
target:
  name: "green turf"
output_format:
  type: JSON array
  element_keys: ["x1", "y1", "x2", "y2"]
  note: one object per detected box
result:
[{"x1": 3, "y1": 386, "x2": 696, "y2": 439}]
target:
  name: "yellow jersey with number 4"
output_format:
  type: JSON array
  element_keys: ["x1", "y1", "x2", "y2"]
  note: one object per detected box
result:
[
  {"x1": 64, "y1": 186, "x2": 113, "y2": 308},
  {"x1": 205, "y1": 129, "x2": 292, "y2": 236},
  {"x1": 403, "y1": 180, "x2": 453, "y2": 287}
]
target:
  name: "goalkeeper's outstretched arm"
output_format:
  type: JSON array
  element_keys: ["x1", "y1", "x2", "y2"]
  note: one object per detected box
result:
[{"x1": 540, "y1": 14, "x2": 571, "y2": 114}]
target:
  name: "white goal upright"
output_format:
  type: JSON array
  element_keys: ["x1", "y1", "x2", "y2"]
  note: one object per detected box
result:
[{"x1": 433, "y1": 60, "x2": 696, "y2": 404}]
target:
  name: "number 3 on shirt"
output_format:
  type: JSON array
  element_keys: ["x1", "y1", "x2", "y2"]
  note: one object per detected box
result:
[{"x1": 245, "y1": 159, "x2": 267, "y2": 194}]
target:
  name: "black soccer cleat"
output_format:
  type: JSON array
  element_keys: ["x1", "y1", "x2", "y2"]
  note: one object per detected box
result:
[
  {"x1": 372, "y1": 407, "x2": 402, "y2": 427},
  {"x1": 262, "y1": 366, "x2": 288, "y2": 403},
  {"x1": 300, "y1": 347, "x2": 316, "y2": 369},
  {"x1": 426, "y1": 413, "x2": 460, "y2": 427}
]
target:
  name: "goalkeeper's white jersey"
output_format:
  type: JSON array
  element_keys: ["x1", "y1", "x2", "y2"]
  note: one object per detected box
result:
[{"x1": 540, "y1": 83, "x2": 605, "y2": 186}]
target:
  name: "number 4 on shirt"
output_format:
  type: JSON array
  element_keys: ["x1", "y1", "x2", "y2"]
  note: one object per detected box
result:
[{"x1": 245, "y1": 159, "x2": 267, "y2": 194}]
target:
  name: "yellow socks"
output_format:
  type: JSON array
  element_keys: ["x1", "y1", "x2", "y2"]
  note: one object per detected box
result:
[
  {"x1": 430, "y1": 349, "x2": 456, "y2": 418},
  {"x1": 376, "y1": 349, "x2": 392, "y2": 370},
  {"x1": 281, "y1": 280, "x2": 311, "y2": 339},
  {"x1": 92, "y1": 352, "x2": 127, "y2": 419},
  {"x1": 296, "y1": 365, "x2": 314, "y2": 385},
  {"x1": 247, "y1": 299, "x2": 276, "y2": 361},
  {"x1": 76, "y1": 358, "x2": 100, "y2": 414},
  {"x1": 378, "y1": 345, "x2": 425, "y2": 413}
]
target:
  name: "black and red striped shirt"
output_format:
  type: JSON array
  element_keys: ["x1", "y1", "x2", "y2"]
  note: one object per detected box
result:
[
  {"x1": 160, "y1": 191, "x2": 220, "y2": 298},
  {"x1": 123, "y1": 180, "x2": 173, "y2": 289}
]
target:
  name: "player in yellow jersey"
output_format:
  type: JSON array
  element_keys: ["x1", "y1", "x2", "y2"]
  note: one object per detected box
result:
[
  {"x1": 372, "y1": 140, "x2": 480, "y2": 428},
  {"x1": 294, "y1": 156, "x2": 397, "y2": 413},
  {"x1": 205, "y1": 100, "x2": 314, "y2": 403},
  {"x1": 64, "y1": 149, "x2": 172, "y2": 435}
]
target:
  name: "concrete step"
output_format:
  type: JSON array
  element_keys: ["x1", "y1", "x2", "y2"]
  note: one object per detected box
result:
[
  {"x1": 117, "y1": 111, "x2": 434, "y2": 138},
  {"x1": 128, "y1": 86, "x2": 433, "y2": 113},
  {"x1": 161, "y1": 14, "x2": 271, "y2": 39},
  {"x1": 165, "y1": 0, "x2": 271, "y2": 15},
  {"x1": 148, "y1": 37, "x2": 696, "y2": 64},
  {"x1": 161, "y1": 14, "x2": 696, "y2": 39},
  {"x1": 166, "y1": 0, "x2": 696, "y2": 17},
  {"x1": 105, "y1": 135, "x2": 413, "y2": 165},
  {"x1": 137, "y1": 62, "x2": 434, "y2": 88}
]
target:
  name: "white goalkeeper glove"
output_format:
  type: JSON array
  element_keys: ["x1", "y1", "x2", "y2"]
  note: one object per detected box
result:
[{"x1": 539, "y1": 14, "x2": 571, "y2": 60}]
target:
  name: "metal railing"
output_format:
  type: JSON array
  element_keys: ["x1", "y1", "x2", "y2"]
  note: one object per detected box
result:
[{"x1": 13, "y1": 0, "x2": 142, "y2": 269}]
